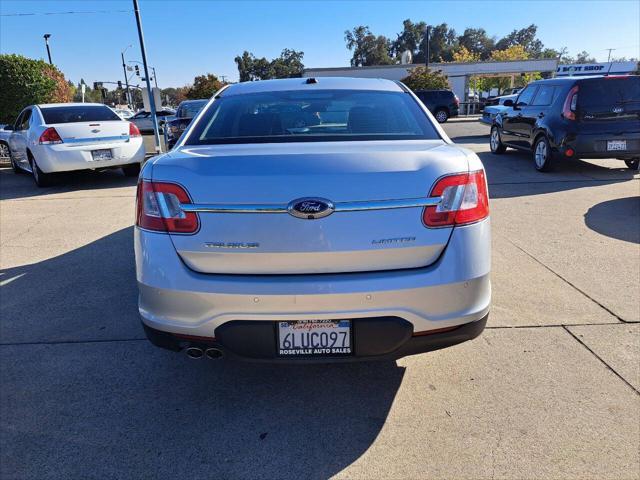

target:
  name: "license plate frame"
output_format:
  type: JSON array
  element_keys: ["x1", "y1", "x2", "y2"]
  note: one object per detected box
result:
[
  {"x1": 607, "y1": 140, "x2": 627, "y2": 151},
  {"x1": 91, "y1": 149, "x2": 113, "y2": 161},
  {"x1": 277, "y1": 319, "x2": 352, "y2": 357}
]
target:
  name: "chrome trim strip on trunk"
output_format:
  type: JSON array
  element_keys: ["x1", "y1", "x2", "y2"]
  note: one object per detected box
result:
[{"x1": 181, "y1": 197, "x2": 441, "y2": 214}]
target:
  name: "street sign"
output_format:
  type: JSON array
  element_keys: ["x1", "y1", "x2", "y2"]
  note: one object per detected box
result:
[{"x1": 141, "y1": 87, "x2": 162, "y2": 112}]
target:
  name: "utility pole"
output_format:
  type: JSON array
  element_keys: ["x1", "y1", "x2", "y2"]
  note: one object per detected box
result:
[
  {"x1": 605, "y1": 48, "x2": 616, "y2": 62},
  {"x1": 121, "y1": 45, "x2": 133, "y2": 108},
  {"x1": 152, "y1": 67, "x2": 158, "y2": 88},
  {"x1": 424, "y1": 25, "x2": 431, "y2": 70},
  {"x1": 43, "y1": 34, "x2": 52, "y2": 64},
  {"x1": 133, "y1": 0, "x2": 161, "y2": 154}
]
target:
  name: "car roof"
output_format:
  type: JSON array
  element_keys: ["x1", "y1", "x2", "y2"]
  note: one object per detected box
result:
[
  {"x1": 36, "y1": 102, "x2": 107, "y2": 109},
  {"x1": 221, "y1": 77, "x2": 404, "y2": 96}
]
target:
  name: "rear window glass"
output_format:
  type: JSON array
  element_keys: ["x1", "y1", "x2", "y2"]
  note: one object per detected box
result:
[
  {"x1": 579, "y1": 77, "x2": 640, "y2": 108},
  {"x1": 185, "y1": 89, "x2": 440, "y2": 145},
  {"x1": 40, "y1": 105, "x2": 121, "y2": 124}
]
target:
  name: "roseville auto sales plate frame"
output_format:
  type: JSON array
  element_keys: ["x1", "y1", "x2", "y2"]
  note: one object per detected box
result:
[{"x1": 277, "y1": 319, "x2": 352, "y2": 356}]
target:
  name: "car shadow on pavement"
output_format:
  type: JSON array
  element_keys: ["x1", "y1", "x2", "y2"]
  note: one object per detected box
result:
[
  {"x1": 0, "y1": 166, "x2": 138, "y2": 201},
  {"x1": 584, "y1": 196, "x2": 640, "y2": 244},
  {"x1": 0, "y1": 227, "x2": 405, "y2": 479}
]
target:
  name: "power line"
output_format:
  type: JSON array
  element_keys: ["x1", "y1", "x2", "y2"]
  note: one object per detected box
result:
[{"x1": 0, "y1": 10, "x2": 131, "y2": 17}]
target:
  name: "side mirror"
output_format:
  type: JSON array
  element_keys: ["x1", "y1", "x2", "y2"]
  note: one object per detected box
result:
[{"x1": 503, "y1": 99, "x2": 514, "y2": 107}]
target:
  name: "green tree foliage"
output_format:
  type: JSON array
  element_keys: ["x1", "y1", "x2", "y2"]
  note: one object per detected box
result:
[
  {"x1": 0, "y1": 54, "x2": 73, "y2": 124},
  {"x1": 495, "y1": 24, "x2": 544, "y2": 57},
  {"x1": 400, "y1": 66, "x2": 450, "y2": 91},
  {"x1": 391, "y1": 19, "x2": 427, "y2": 61},
  {"x1": 457, "y1": 28, "x2": 495, "y2": 60},
  {"x1": 344, "y1": 26, "x2": 394, "y2": 66},
  {"x1": 186, "y1": 74, "x2": 224, "y2": 99},
  {"x1": 425, "y1": 23, "x2": 458, "y2": 62},
  {"x1": 235, "y1": 49, "x2": 305, "y2": 82}
]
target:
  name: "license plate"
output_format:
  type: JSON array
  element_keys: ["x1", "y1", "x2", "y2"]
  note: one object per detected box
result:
[
  {"x1": 278, "y1": 320, "x2": 352, "y2": 356},
  {"x1": 607, "y1": 140, "x2": 627, "y2": 151},
  {"x1": 91, "y1": 149, "x2": 112, "y2": 161}
]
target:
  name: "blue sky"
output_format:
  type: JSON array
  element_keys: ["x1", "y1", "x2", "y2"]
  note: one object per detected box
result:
[{"x1": 1, "y1": 0, "x2": 639, "y2": 88}]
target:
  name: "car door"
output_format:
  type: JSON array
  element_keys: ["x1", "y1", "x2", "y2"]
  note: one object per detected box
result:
[
  {"x1": 8, "y1": 108, "x2": 32, "y2": 167},
  {"x1": 501, "y1": 85, "x2": 538, "y2": 148},
  {"x1": 528, "y1": 85, "x2": 558, "y2": 146}
]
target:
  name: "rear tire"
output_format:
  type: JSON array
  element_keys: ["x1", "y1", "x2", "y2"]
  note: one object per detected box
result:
[
  {"x1": 624, "y1": 158, "x2": 639, "y2": 171},
  {"x1": 533, "y1": 136, "x2": 554, "y2": 172},
  {"x1": 122, "y1": 163, "x2": 141, "y2": 177},
  {"x1": 490, "y1": 126, "x2": 506, "y2": 154},
  {"x1": 434, "y1": 109, "x2": 449, "y2": 123},
  {"x1": 29, "y1": 153, "x2": 55, "y2": 187}
]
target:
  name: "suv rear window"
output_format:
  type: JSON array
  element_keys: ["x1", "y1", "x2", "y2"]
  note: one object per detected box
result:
[
  {"x1": 185, "y1": 89, "x2": 440, "y2": 145},
  {"x1": 40, "y1": 105, "x2": 121, "y2": 124},
  {"x1": 578, "y1": 77, "x2": 640, "y2": 117}
]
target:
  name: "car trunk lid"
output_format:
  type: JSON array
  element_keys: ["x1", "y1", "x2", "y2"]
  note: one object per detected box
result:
[
  {"x1": 151, "y1": 140, "x2": 470, "y2": 275},
  {"x1": 51, "y1": 121, "x2": 131, "y2": 146}
]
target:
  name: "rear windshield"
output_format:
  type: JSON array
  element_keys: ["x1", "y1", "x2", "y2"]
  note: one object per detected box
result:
[
  {"x1": 184, "y1": 90, "x2": 440, "y2": 145},
  {"x1": 40, "y1": 105, "x2": 121, "y2": 124},
  {"x1": 579, "y1": 77, "x2": 640, "y2": 108}
]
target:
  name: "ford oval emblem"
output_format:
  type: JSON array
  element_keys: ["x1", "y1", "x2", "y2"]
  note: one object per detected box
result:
[{"x1": 287, "y1": 197, "x2": 335, "y2": 219}]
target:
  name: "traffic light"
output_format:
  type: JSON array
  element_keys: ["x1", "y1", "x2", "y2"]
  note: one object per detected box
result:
[
  {"x1": 117, "y1": 81, "x2": 123, "y2": 89},
  {"x1": 134, "y1": 65, "x2": 140, "y2": 76},
  {"x1": 93, "y1": 81, "x2": 103, "y2": 90}
]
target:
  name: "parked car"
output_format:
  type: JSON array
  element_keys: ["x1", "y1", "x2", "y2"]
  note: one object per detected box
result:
[
  {"x1": 0, "y1": 125, "x2": 12, "y2": 163},
  {"x1": 480, "y1": 104, "x2": 511, "y2": 125},
  {"x1": 114, "y1": 108, "x2": 134, "y2": 120},
  {"x1": 166, "y1": 99, "x2": 208, "y2": 148},
  {"x1": 414, "y1": 89, "x2": 459, "y2": 122},
  {"x1": 484, "y1": 92, "x2": 519, "y2": 107},
  {"x1": 7, "y1": 103, "x2": 145, "y2": 186},
  {"x1": 135, "y1": 77, "x2": 491, "y2": 362},
  {"x1": 490, "y1": 75, "x2": 640, "y2": 171},
  {"x1": 129, "y1": 108, "x2": 175, "y2": 134}
]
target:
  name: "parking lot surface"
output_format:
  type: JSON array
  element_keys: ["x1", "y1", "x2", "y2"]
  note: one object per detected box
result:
[{"x1": 1, "y1": 119, "x2": 638, "y2": 479}]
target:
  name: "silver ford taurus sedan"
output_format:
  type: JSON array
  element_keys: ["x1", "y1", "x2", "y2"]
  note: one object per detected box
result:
[{"x1": 135, "y1": 77, "x2": 491, "y2": 362}]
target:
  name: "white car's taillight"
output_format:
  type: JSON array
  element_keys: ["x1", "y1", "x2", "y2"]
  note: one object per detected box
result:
[
  {"x1": 136, "y1": 179, "x2": 198, "y2": 233},
  {"x1": 423, "y1": 170, "x2": 489, "y2": 227},
  {"x1": 38, "y1": 127, "x2": 63, "y2": 144},
  {"x1": 129, "y1": 122, "x2": 141, "y2": 137}
]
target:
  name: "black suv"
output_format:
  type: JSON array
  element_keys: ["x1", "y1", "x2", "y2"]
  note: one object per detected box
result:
[
  {"x1": 489, "y1": 75, "x2": 640, "y2": 171},
  {"x1": 166, "y1": 99, "x2": 208, "y2": 148},
  {"x1": 414, "y1": 90, "x2": 459, "y2": 123}
]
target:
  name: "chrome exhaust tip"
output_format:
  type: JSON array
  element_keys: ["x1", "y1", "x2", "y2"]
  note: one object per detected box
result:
[
  {"x1": 185, "y1": 347, "x2": 204, "y2": 359},
  {"x1": 205, "y1": 348, "x2": 223, "y2": 360}
]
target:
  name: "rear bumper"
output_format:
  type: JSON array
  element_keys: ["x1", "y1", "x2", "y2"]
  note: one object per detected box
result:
[
  {"x1": 142, "y1": 314, "x2": 488, "y2": 363},
  {"x1": 135, "y1": 219, "x2": 492, "y2": 361},
  {"x1": 33, "y1": 138, "x2": 145, "y2": 173},
  {"x1": 559, "y1": 130, "x2": 640, "y2": 159}
]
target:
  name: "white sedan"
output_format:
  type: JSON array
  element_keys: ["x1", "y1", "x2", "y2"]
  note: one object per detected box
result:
[{"x1": 8, "y1": 103, "x2": 145, "y2": 187}]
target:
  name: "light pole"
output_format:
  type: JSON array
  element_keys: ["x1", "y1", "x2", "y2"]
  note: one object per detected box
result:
[
  {"x1": 152, "y1": 67, "x2": 158, "y2": 88},
  {"x1": 132, "y1": 0, "x2": 161, "y2": 154},
  {"x1": 121, "y1": 45, "x2": 133, "y2": 108},
  {"x1": 43, "y1": 34, "x2": 52, "y2": 64},
  {"x1": 424, "y1": 25, "x2": 431, "y2": 70}
]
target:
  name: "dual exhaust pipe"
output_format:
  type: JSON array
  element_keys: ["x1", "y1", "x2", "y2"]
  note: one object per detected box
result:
[{"x1": 186, "y1": 347, "x2": 223, "y2": 360}]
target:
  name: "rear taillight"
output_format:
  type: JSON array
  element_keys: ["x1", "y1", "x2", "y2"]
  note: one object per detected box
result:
[
  {"x1": 38, "y1": 127, "x2": 63, "y2": 145},
  {"x1": 562, "y1": 85, "x2": 579, "y2": 121},
  {"x1": 135, "y1": 180, "x2": 199, "y2": 233},
  {"x1": 129, "y1": 122, "x2": 141, "y2": 137},
  {"x1": 454, "y1": 96, "x2": 460, "y2": 106},
  {"x1": 423, "y1": 170, "x2": 489, "y2": 227}
]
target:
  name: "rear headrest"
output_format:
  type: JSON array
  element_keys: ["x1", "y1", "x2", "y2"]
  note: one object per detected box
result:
[
  {"x1": 347, "y1": 106, "x2": 389, "y2": 134},
  {"x1": 238, "y1": 113, "x2": 282, "y2": 136}
]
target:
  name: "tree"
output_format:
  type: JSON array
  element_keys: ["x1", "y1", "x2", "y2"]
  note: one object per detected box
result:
[
  {"x1": 490, "y1": 45, "x2": 529, "y2": 62},
  {"x1": 575, "y1": 51, "x2": 596, "y2": 63},
  {"x1": 187, "y1": 73, "x2": 224, "y2": 99},
  {"x1": 495, "y1": 24, "x2": 544, "y2": 57},
  {"x1": 457, "y1": 28, "x2": 495, "y2": 60},
  {"x1": 270, "y1": 49, "x2": 305, "y2": 78},
  {"x1": 425, "y1": 23, "x2": 458, "y2": 62},
  {"x1": 235, "y1": 49, "x2": 305, "y2": 81},
  {"x1": 0, "y1": 54, "x2": 72, "y2": 124},
  {"x1": 161, "y1": 86, "x2": 189, "y2": 106},
  {"x1": 452, "y1": 46, "x2": 480, "y2": 63},
  {"x1": 391, "y1": 19, "x2": 427, "y2": 61},
  {"x1": 400, "y1": 66, "x2": 450, "y2": 91},
  {"x1": 344, "y1": 26, "x2": 393, "y2": 66}
]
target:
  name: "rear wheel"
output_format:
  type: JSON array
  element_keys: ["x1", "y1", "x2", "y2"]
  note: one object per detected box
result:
[
  {"x1": 624, "y1": 158, "x2": 639, "y2": 171},
  {"x1": 122, "y1": 163, "x2": 141, "y2": 177},
  {"x1": 434, "y1": 109, "x2": 449, "y2": 123},
  {"x1": 490, "y1": 126, "x2": 506, "y2": 154},
  {"x1": 533, "y1": 136, "x2": 554, "y2": 172},
  {"x1": 29, "y1": 153, "x2": 55, "y2": 187}
]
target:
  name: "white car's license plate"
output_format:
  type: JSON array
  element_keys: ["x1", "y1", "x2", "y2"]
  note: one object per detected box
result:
[
  {"x1": 607, "y1": 140, "x2": 627, "y2": 151},
  {"x1": 91, "y1": 149, "x2": 113, "y2": 161},
  {"x1": 278, "y1": 320, "x2": 352, "y2": 356}
]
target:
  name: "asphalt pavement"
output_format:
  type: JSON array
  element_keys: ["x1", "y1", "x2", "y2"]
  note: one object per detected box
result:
[{"x1": 1, "y1": 119, "x2": 638, "y2": 479}]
